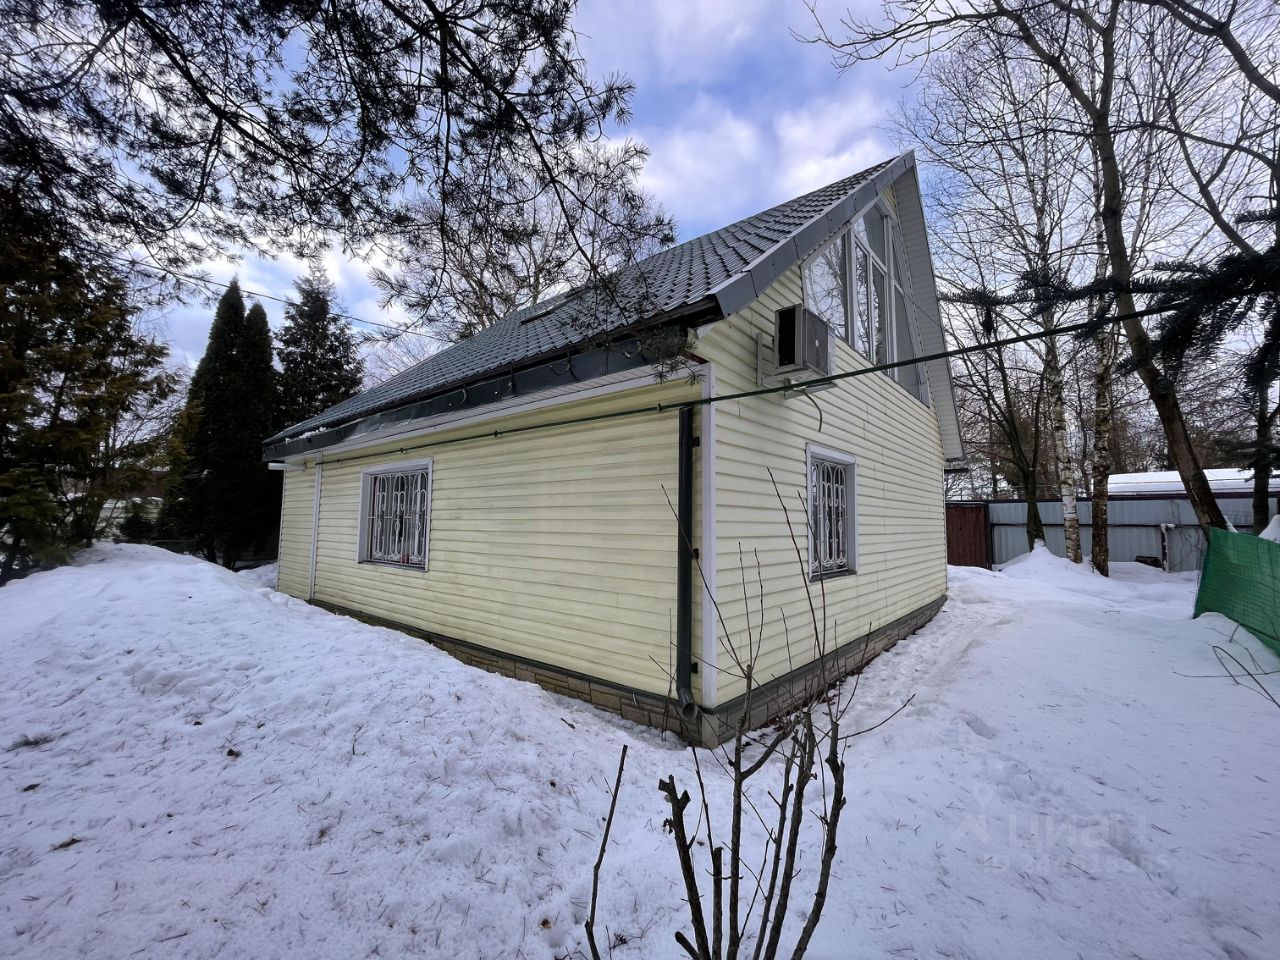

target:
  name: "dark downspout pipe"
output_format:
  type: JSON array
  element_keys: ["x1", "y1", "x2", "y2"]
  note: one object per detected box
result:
[{"x1": 676, "y1": 406, "x2": 697, "y2": 720}]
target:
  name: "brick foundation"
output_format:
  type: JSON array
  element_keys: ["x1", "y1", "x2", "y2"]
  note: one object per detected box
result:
[{"x1": 311, "y1": 595, "x2": 945, "y2": 747}]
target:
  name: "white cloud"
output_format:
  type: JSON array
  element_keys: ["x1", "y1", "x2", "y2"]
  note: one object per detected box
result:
[
  {"x1": 636, "y1": 91, "x2": 893, "y2": 239},
  {"x1": 576, "y1": 0, "x2": 777, "y2": 85},
  {"x1": 635, "y1": 97, "x2": 766, "y2": 226},
  {"x1": 157, "y1": 247, "x2": 417, "y2": 371},
  {"x1": 574, "y1": 0, "x2": 889, "y2": 88},
  {"x1": 772, "y1": 92, "x2": 889, "y2": 197}
]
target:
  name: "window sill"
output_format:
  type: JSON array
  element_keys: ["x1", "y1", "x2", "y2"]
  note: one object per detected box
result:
[
  {"x1": 809, "y1": 567, "x2": 856, "y2": 583},
  {"x1": 358, "y1": 558, "x2": 428, "y2": 572}
]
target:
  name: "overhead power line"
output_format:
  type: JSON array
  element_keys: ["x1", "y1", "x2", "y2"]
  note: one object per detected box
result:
[
  {"x1": 108, "y1": 254, "x2": 447, "y2": 342},
  {"x1": 284, "y1": 302, "x2": 1180, "y2": 470}
]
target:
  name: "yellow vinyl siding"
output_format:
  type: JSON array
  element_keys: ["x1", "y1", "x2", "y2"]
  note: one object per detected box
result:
[
  {"x1": 698, "y1": 252, "x2": 946, "y2": 704},
  {"x1": 273, "y1": 178, "x2": 944, "y2": 714},
  {"x1": 277, "y1": 468, "x2": 314, "y2": 597},
  {"x1": 282, "y1": 379, "x2": 699, "y2": 696}
]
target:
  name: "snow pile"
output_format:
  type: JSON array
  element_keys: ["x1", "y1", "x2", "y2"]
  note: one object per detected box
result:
[
  {"x1": 997, "y1": 542, "x2": 1197, "y2": 618},
  {"x1": 1260, "y1": 515, "x2": 1280, "y2": 543},
  {"x1": 996, "y1": 541, "x2": 1099, "y2": 580},
  {"x1": 236, "y1": 562, "x2": 278, "y2": 589},
  {"x1": 2, "y1": 544, "x2": 1278, "y2": 959}
]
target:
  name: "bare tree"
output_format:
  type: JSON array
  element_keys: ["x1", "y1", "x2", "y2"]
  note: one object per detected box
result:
[
  {"x1": 899, "y1": 31, "x2": 1109, "y2": 554},
  {"x1": 1133, "y1": 1, "x2": 1280, "y2": 531},
  {"x1": 927, "y1": 39, "x2": 1096, "y2": 555},
  {"x1": 1132, "y1": 0, "x2": 1280, "y2": 107},
  {"x1": 375, "y1": 144, "x2": 675, "y2": 347},
  {"x1": 814, "y1": 0, "x2": 1232, "y2": 529},
  {"x1": 951, "y1": 307, "x2": 1050, "y2": 544}
]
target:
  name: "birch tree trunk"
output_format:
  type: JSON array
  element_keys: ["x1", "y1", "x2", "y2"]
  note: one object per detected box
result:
[
  {"x1": 1045, "y1": 339, "x2": 1082, "y2": 562},
  {"x1": 1001, "y1": 2, "x2": 1228, "y2": 532},
  {"x1": 1252, "y1": 384, "x2": 1274, "y2": 534},
  {"x1": 1091, "y1": 328, "x2": 1116, "y2": 575}
]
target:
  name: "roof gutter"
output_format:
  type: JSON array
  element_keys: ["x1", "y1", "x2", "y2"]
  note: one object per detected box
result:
[
  {"x1": 264, "y1": 339, "x2": 648, "y2": 460},
  {"x1": 264, "y1": 303, "x2": 722, "y2": 462}
]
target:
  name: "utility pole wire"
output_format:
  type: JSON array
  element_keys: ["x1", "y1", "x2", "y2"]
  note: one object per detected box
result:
[
  {"x1": 108, "y1": 254, "x2": 448, "y2": 342},
  {"x1": 708, "y1": 302, "x2": 1181, "y2": 407},
  {"x1": 281, "y1": 300, "x2": 1185, "y2": 468}
]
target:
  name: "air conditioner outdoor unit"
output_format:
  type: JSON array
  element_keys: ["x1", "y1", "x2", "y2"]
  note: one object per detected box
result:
[{"x1": 757, "y1": 304, "x2": 834, "y2": 390}]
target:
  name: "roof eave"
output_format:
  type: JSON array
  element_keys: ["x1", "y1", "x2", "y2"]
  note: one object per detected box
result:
[
  {"x1": 263, "y1": 304, "x2": 721, "y2": 460},
  {"x1": 886, "y1": 157, "x2": 965, "y2": 464}
]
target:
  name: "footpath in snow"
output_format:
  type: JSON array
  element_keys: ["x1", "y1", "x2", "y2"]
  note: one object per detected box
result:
[{"x1": 1, "y1": 544, "x2": 1277, "y2": 959}]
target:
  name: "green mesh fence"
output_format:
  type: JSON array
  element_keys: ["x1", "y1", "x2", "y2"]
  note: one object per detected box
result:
[{"x1": 1194, "y1": 527, "x2": 1280, "y2": 655}]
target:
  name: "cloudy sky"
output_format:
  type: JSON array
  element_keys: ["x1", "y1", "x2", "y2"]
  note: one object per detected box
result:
[{"x1": 161, "y1": 0, "x2": 906, "y2": 370}]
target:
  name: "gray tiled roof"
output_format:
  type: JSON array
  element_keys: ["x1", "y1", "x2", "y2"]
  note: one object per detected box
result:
[{"x1": 270, "y1": 156, "x2": 898, "y2": 443}]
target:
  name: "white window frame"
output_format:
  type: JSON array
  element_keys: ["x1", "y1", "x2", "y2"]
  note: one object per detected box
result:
[
  {"x1": 357, "y1": 456, "x2": 434, "y2": 570},
  {"x1": 804, "y1": 199, "x2": 899, "y2": 370},
  {"x1": 799, "y1": 200, "x2": 933, "y2": 404},
  {"x1": 850, "y1": 240, "x2": 871, "y2": 357},
  {"x1": 802, "y1": 231, "x2": 851, "y2": 342},
  {"x1": 865, "y1": 206, "x2": 894, "y2": 369},
  {"x1": 805, "y1": 443, "x2": 858, "y2": 580}
]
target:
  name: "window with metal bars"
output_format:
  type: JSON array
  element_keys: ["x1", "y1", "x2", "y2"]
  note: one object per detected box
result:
[
  {"x1": 809, "y1": 455, "x2": 853, "y2": 577},
  {"x1": 363, "y1": 467, "x2": 430, "y2": 567}
]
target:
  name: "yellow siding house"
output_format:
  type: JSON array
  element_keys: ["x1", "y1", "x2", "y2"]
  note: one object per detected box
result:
[{"x1": 265, "y1": 153, "x2": 964, "y2": 745}]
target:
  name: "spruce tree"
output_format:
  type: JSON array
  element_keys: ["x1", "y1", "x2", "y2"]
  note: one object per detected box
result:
[
  {"x1": 0, "y1": 205, "x2": 174, "y2": 584},
  {"x1": 277, "y1": 267, "x2": 364, "y2": 428},
  {"x1": 162, "y1": 283, "x2": 281, "y2": 567},
  {"x1": 1146, "y1": 242, "x2": 1280, "y2": 531}
]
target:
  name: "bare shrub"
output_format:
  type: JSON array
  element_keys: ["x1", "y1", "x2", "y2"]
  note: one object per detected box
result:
[{"x1": 586, "y1": 472, "x2": 913, "y2": 959}]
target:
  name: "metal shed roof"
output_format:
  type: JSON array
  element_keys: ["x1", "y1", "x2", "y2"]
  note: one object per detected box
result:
[{"x1": 1109, "y1": 469, "x2": 1280, "y2": 496}]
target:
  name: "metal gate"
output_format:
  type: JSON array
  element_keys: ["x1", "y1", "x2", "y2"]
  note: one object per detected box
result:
[{"x1": 945, "y1": 501, "x2": 991, "y2": 569}]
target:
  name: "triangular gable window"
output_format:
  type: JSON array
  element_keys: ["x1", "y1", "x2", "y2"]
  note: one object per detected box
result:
[{"x1": 802, "y1": 202, "x2": 932, "y2": 405}]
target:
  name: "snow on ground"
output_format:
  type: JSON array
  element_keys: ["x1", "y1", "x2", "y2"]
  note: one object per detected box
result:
[
  {"x1": 234, "y1": 563, "x2": 278, "y2": 590},
  {"x1": 1260, "y1": 515, "x2": 1280, "y2": 543},
  {"x1": 1, "y1": 544, "x2": 1278, "y2": 959}
]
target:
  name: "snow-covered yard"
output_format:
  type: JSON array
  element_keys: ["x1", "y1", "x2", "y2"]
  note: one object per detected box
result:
[{"x1": 2, "y1": 545, "x2": 1277, "y2": 959}]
